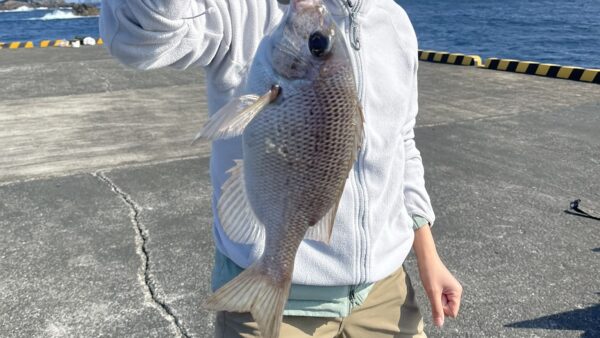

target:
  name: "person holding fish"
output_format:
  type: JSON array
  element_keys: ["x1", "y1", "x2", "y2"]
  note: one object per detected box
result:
[{"x1": 100, "y1": 0, "x2": 463, "y2": 337}]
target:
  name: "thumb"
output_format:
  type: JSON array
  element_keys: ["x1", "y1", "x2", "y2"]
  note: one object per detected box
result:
[{"x1": 429, "y1": 289, "x2": 445, "y2": 327}]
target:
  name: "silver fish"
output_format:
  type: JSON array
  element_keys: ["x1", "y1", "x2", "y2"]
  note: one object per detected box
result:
[{"x1": 196, "y1": 0, "x2": 363, "y2": 337}]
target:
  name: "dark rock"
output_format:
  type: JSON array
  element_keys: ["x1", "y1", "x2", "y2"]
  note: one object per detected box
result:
[
  {"x1": 0, "y1": 0, "x2": 33, "y2": 10},
  {"x1": 71, "y1": 3, "x2": 99, "y2": 17}
]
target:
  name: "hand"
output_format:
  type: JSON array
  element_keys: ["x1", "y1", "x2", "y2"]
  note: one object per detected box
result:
[
  {"x1": 417, "y1": 254, "x2": 462, "y2": 327},
  {"x1": 412, "y1": 225, "x2": 462, "y2": 327}
]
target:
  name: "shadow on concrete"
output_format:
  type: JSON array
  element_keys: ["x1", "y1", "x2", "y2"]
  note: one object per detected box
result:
[
  {"x1": 564, "y1": 199, "x2": 600, "y2": 221},
  {"x1": 563, "y1": 210, "x2": 600, "y2": 222},
  {"x1": 505, "y1": 304, "x2": 600, "y2": 338}
]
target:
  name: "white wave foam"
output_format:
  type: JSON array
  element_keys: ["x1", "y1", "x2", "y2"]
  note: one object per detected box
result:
[
  {"x1": 30, "y1": 9, "x2": 97, "y2": 21},
  {"x1": 0, "y1": 6, "x2": 34, "y2": 12},
  {"x1": 14, "y1": 6, "x2": 34, "y2": 12},
  {"x1": 40, "y1": 10, "x2": 78, "y2": 20}
]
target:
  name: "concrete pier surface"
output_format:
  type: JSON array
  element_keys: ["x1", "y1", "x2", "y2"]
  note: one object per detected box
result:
[{"x1": 1, "y1": 48, "x2": 598, "y2": 337}]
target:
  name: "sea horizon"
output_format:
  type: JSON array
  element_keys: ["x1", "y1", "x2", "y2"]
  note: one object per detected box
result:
[{"x1": 0, "y1": 1, "x2": 598, "y2": 69}]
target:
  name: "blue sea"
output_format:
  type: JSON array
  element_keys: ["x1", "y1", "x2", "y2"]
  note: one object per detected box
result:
[
  {"x1": 0, "y1": 1, "x2": 599, "y2": 69},
  {"x1": 399, "y1": 0, "x2": 600, "y2": 69},
  {"x1": 0, "y1": 7, "x2": 99, "y2": 43}
]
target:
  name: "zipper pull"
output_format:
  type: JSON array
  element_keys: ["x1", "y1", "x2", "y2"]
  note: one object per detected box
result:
[
  {"x1": 349, "y1": 288, "x2": 356, "y2": 305},
  {"x1": 348, "y1": 11, "x2": 360, "y2": 50}
]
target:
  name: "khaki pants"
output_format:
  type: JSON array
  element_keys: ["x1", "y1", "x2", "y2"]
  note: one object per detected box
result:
[{"x1": 214, "y1": 267, "x2": 426, "y2": 338}]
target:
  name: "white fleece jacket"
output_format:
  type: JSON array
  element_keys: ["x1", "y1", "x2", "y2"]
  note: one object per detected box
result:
[{"x1": 100, "y1": 0, "x2": 435, "y2": 286}]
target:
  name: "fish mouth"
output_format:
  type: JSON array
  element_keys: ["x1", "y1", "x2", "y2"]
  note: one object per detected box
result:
[{"x1": 292, "y1": 0, "x2": 323, "y2": 11}]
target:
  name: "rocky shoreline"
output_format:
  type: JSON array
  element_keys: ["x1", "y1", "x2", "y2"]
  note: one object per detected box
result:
[{"x1": 0, "y1": 1, "x2": 99, "y2": 16}]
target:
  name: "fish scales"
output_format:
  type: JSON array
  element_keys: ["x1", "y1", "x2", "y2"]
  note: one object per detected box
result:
[
  {"x1": 245, "y1": 65, "x2": 358, "y2": 233},
  {"x1": 244, "y1": 64, "x2": 359, "y2": 281}
]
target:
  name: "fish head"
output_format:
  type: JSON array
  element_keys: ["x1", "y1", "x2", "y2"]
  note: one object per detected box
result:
[{"x1": 271, "y1": 0, "x2": 347, "y2": 81}]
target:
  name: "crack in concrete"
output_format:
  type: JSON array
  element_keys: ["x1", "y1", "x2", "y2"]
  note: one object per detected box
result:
[
  {"x1": 93, "y1": 171, "x2": 190, "y2": 338},
  {"x1": 416, "y1": 112, "x2": 521, "y2": 129}
]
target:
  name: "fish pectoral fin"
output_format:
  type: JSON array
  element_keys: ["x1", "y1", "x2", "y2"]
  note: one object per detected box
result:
[
  {"x1": 193, "y1": 85, "x2": 281, "y2": 143},
  {"x1": 192, "y1": 94, "x2": 259, "y2": 143},
  {"x1": 218, "y1": 160, "x2": 265, "y2": 244},
  {"x1": 304, "y1": 201, "x2": 339, "y2": 244}
]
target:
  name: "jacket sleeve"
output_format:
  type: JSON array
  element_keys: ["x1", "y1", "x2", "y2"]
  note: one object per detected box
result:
[
  {"x1": 402, "y1": 61, "x2": 436, "y2": 227},
  {"x1": 99, "y1": 0, "x2": 229, "y2": 70}
]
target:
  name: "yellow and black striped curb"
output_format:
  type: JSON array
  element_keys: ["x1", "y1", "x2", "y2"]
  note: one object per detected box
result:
[
  {"x1": 485, "y1": 58, "x2": 599, "y2": 84},
  {"x1": 0, "y1": 41, "x2": 35, "y2": 49},
  {"x1": 417, "y1": 50, "x2": 599, "y2": 84},
  {"x1": 0, "y1": 38, "x2": 103, "y2": 49},
  {"x1": 418, "y1": 50, "x2": 483, "y2": 67}
]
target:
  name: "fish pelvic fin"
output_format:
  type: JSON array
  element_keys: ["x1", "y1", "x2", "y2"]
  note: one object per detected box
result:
[
  {"x1": 192, "y1": 85, "x2": 281, "y2": 143},
  {"x1": 205, "y1": 262, "x2": 291, "y2": 338}
]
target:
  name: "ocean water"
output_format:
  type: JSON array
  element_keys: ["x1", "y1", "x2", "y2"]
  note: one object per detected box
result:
[
  {"x1": 0, "y1": 7, "x2": 99, "y2": 43},
  {"x1": 398, "y1": 0, "x2": 600, "y2": 69},
  {"x1": 0, "y1": 2, "x2": 598, "y2": 69}
]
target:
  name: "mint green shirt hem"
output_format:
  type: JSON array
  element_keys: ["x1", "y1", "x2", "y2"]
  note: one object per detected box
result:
[
  {"x1": 212, "y1": 215, "x2": 424, "y2": 318},
  {"x1": 412, "y1": 214, "x2": 431, "y2": 230},
  {"x1": 212, "y1": 249, "x2": 373, "y2": 318},
  {"x1": 285, "y1": 282, "x2": 373, "y2": 317}
]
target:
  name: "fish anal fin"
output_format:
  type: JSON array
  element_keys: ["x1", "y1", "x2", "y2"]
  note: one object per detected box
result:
[
  {"x1": 205, "y1": 262, "x2": 290, "y2": 338},
  {"x1": 304, "y1": 201, "x2": 339, "y2": 244},
  {"x1": 218, "y1": 160, "x2": 265, "y2": 244},
  {"x1": 353, "y1": 105, "x2": 365, "y2": 162}
]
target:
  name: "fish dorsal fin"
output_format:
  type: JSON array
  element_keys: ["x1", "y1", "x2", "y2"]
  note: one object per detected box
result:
[
  {"x1": 193, "y1": 86, "x2": 281, "y2": 142},
  {"x1": 304, "y1": 200, "x2": 339, "y2": 244},
  {"x1": 218, "y1": 160, "x2": 265, "y2": 244}
]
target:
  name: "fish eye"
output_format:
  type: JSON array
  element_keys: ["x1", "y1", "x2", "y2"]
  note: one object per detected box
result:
[{"x1": 308, "y1": 31, "x2": 332, "y2": 58}]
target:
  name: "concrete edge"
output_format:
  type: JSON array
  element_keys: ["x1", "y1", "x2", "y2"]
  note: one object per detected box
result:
[
  {"x1": 0, "y1": 37, "x2": 103, "y2": 49},
  {"x1": 0, "y1": 155, "x2": 205, "y2": 188}
]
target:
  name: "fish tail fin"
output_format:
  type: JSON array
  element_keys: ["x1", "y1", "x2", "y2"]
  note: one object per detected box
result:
[{"x1": 205, "y1": 262, "x2": 290, "y2": 338}]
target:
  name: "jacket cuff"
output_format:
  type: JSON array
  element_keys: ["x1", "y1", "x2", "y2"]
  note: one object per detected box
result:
[{"x1": 411, "y1": 214, "x2": 431, "y2": 231}]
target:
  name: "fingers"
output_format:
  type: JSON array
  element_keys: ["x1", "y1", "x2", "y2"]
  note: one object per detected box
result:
[
  {"x1": 428, "y1": 288, "x2": 445, "y2": 327},
  {"x1": 430, "y1": 285, "x2": 462, "y2": 328},
  {"x1": 447, "y1": 290, "x2": 462, "y2": 318},
  {"x1": 442, "y1": 294, "x2": 451, "y2": 316},
  {"x1": 442, "y1": 287, "x2": 462, "y2": 318}
]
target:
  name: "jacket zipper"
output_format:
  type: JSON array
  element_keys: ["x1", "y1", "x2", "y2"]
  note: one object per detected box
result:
[
  {"x1": 338, "y1": 0, "x2": 368, "y2": 283},
  {"x1": 346, "y1": 0, "x2": 361, "y2": 50}
]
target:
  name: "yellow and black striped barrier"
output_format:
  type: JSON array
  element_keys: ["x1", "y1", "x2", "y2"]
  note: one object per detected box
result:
[
  {"x1": 39, "y1": 40, "x2": 68, "y2": 48},
  {"x1": 0, "y1": 41, "x2": 35, "y2": 49},
  {"x1": 418, "y1": 50, "x2": 483, "y2": 67},
  {"x1": 485, "y1": 58, "x2": 599, "y2": 84},
  {"x1": 0, "y1": 38, "x2": 104, "y2": 49}
]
